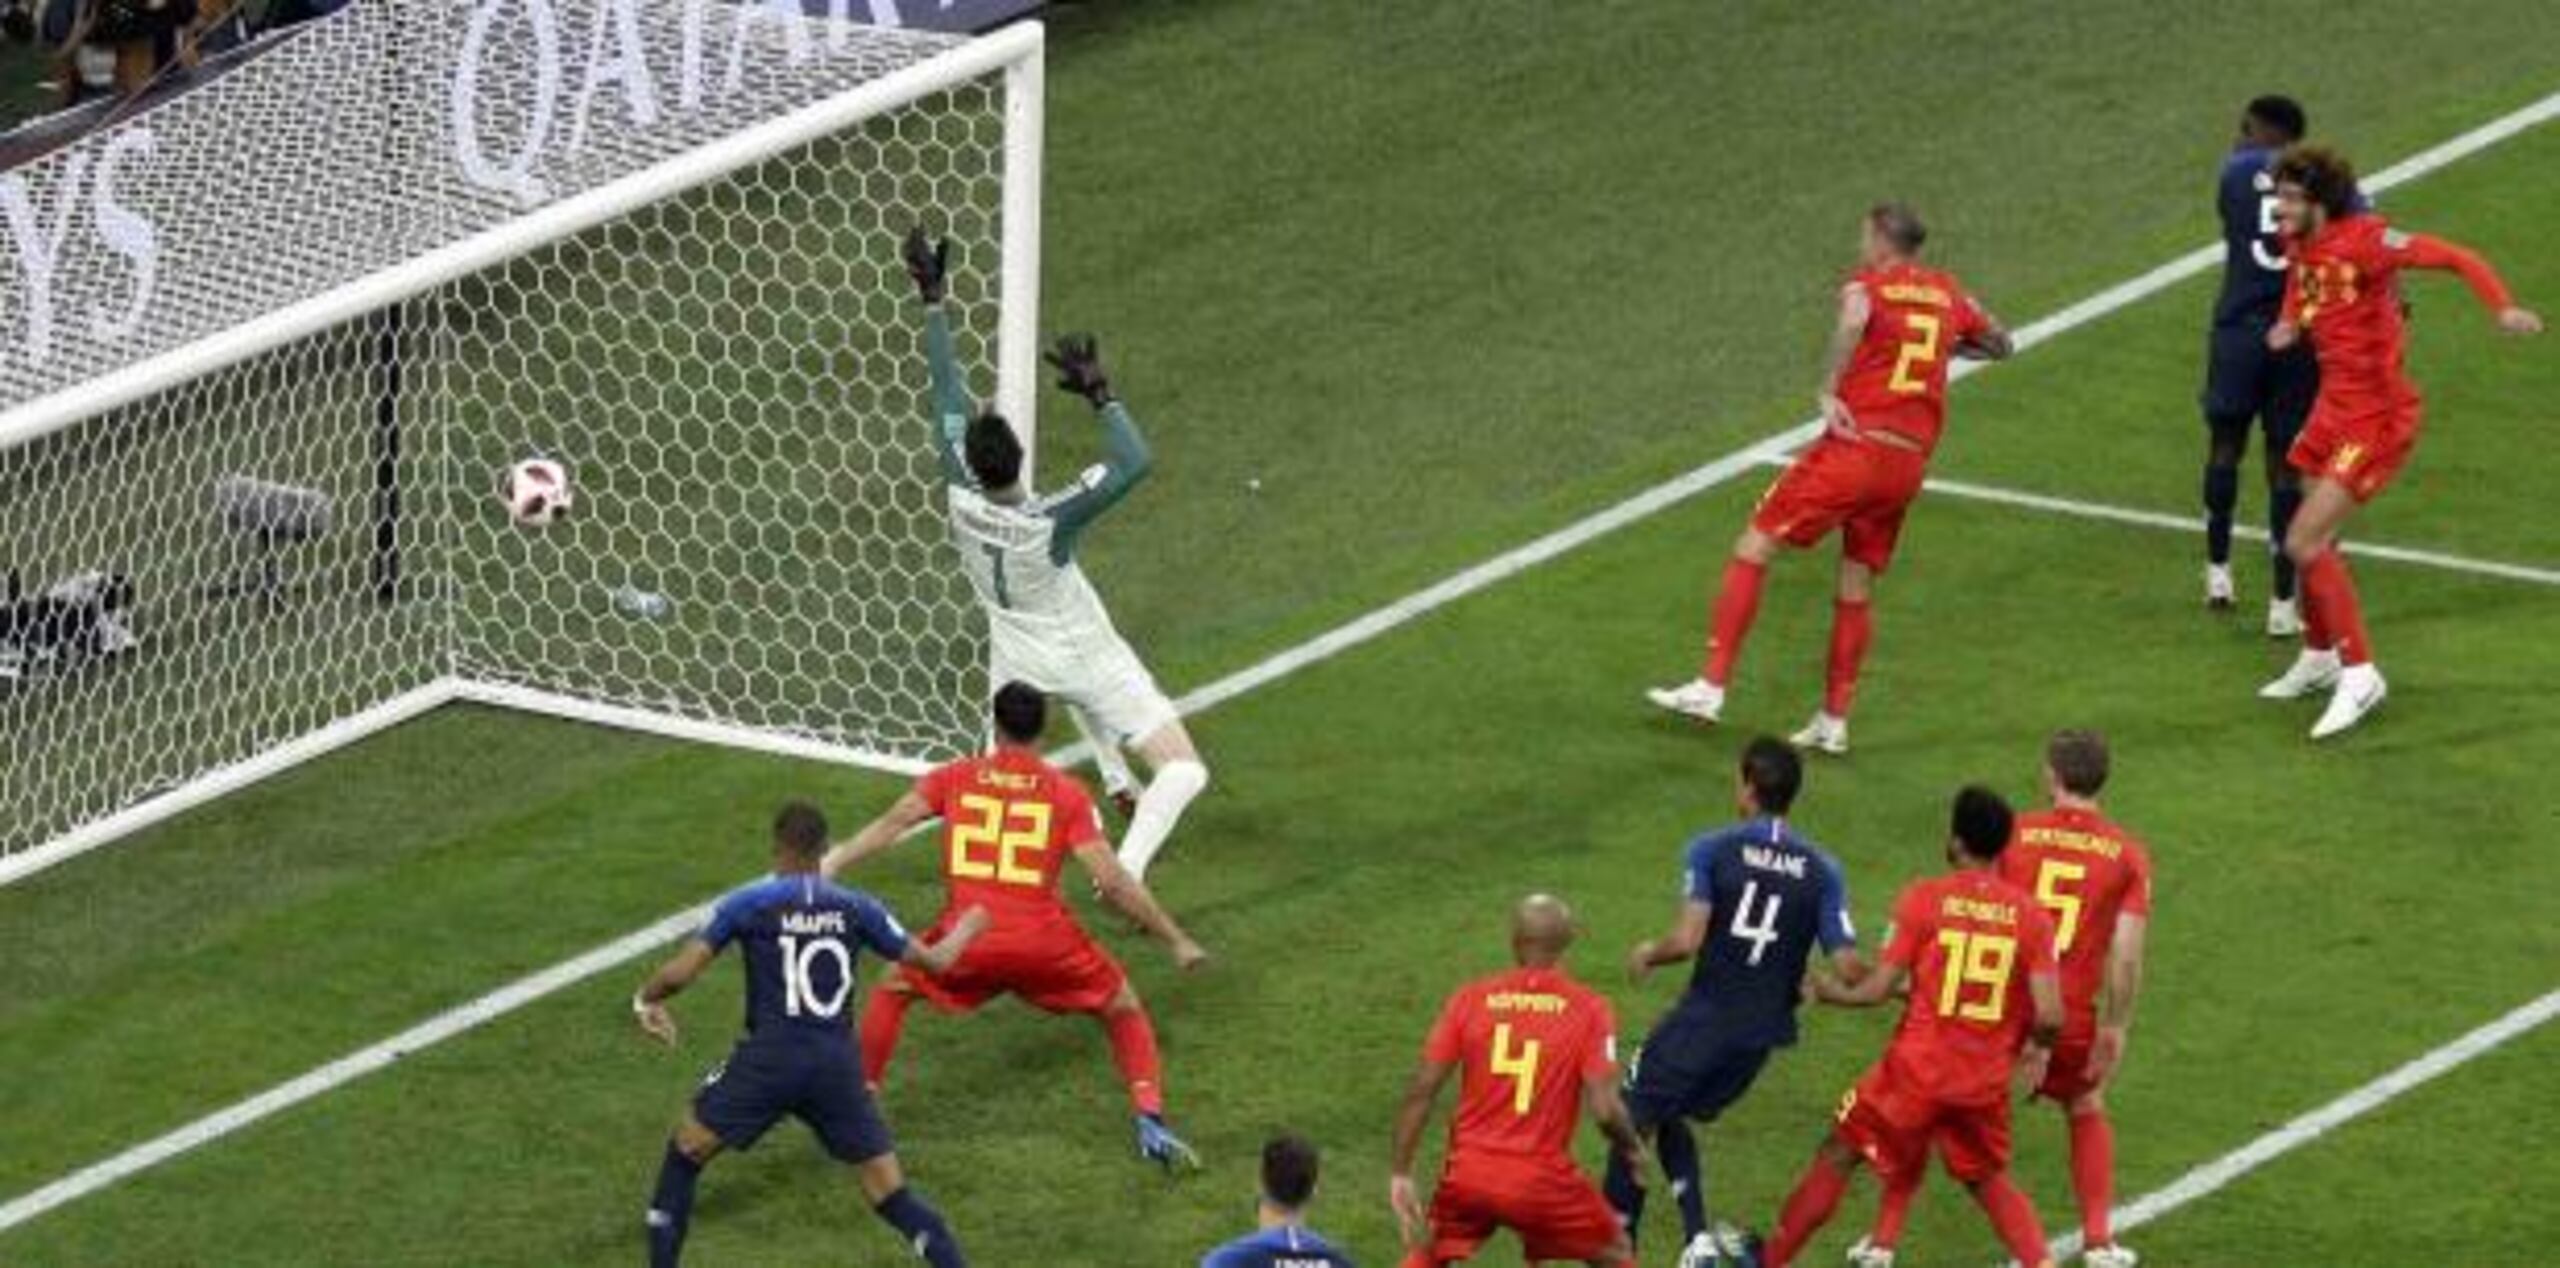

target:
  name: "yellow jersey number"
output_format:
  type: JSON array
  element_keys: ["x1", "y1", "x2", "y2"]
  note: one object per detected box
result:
[
  {"x1": 1886, "y1": 311, "x2": 1944, "y2": 395},
  {"x1": 949, "y1": 794, "x2": 1052, "y2": 887},
  {"x1": 1933, "y1": 928, "x2": 2019, "y2": 1023},
  {"x1": 1489, "y1": 1022, "x2": 1544, "y2": 1116},
  {"x1": 2034, "y1": 859, "x2": 2089, "y2": 954}
]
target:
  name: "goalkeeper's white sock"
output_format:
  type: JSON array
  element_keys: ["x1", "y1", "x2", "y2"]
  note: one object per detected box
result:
[
  {"x1": 1118, "y1": 760, "x2": 1207, "y2": 880},
  {"x1": 1070, "y1": 706, "x2": 1141, "y2": 798}
]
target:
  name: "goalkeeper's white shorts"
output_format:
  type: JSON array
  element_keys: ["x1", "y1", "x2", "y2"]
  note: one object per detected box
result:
[{"x1": 990, "y1": 631, "x2": 1178, "y2": 748}]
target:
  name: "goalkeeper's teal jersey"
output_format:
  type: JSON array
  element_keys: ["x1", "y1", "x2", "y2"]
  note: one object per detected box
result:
[{"x1": 922, "y1": 308, "x2": 1151, "y2": 664}]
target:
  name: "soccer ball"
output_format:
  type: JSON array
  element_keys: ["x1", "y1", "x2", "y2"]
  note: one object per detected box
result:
[{"x1": 502, "y1": 457, "x2": 572, "y2": 527}]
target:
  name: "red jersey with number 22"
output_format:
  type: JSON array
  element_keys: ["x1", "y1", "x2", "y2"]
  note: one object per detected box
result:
[
  {"x1": 1423, "y1": 966, "x2": 1619, "y2": 1160},
  {"x1": 1998, "y1": 808, "x2": 2152, "y2": 1033},
  {"x1": 1876, "y1": 871, "x2": 2060, "y2": 1107},
  {"x1": 914, "y1": 745, "x2": 1101, "y2": 925},
  {"x1": 1834, "y1": 263, "x2": 1995, "y2": 452}
]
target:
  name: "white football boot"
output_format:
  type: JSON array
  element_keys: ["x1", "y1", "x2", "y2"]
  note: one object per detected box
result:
[
  {"x1": 1676, "y1": 1232, "x2": 1722, "y2": 1268},
  {"x1": 2265, "y1": 596, "x2": 2303, "y2": 639},
  {"x1": 2258, "y1": 647, "x2": 2341, "y2": 699},
  {"x1": 2083, "y1": 1244, "x2": 2142, "y2": 1268},
  {"x1": 2204, "y1": 562, "x2": 2236, "y2": 609},
  {"x1": 2309, "y1": 663, "x2": 2387, "y2": 740},
  {"x1": 1843, "y1": 1236, "x2": 1897, "y2": 1267},
  {"x1": 1790, "y1": 712, "x2": 1850, "y2": 757},
  {"x1": 1647, "y1": 678, "x2": 1726, "y2": 724}
]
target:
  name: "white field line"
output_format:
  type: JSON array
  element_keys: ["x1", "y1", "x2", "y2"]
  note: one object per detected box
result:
[
  {"x1": 1764, "y1": 462, "x2": 2560, "y2": 588},
  {"x1": 5, "y1": 87, "x2": 2557, "y2": 1241},
  {"x1": 2035, "y1": 985, "x2": 2560, "y2": 1264}
]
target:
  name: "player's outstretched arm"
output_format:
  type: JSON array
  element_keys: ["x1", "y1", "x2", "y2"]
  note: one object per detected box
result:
[
  {"x1": 822, "y1": 791, "x2": 936, "y2": 879},
  {"x1": 1813, "y1": 959, "x2": 1903, "y2": 1008},
  {"x1": 1582, "y1": 1075, "x2": 1652, "y2": 1181},
  {"x1": 1072, "y1": 841, "x2": 1207, "y2": 969},
  {"x1": 900, "y1": 904, "x2": 991, "y2": 977},
  {"x1": 2391, "y1": 230, "x2": 2543, "y2": 332},
  {"x1": 1626, "y1": 899, "x2": 1711, "y2": 982},
  {"x1": 1042, "y1": 333, "x2": 1156, "y2": 548},
  {"x1": 632, "y1": 939, "x2": 719, "y2": 1046},
  {"x1": 1387, "y1": 1059, "x2": 1455, "y2": 1247},
  {"x1": 903, "y1": 228, "x2": 974, "y2": 485},
  {"x1": 1955, "y1": 304, "x2": 2015, "y2": 361}
]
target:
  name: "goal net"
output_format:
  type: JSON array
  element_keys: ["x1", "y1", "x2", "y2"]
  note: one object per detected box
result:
[{"x1": 0, "y1": 2, "x2": 1045, "y2": 880}]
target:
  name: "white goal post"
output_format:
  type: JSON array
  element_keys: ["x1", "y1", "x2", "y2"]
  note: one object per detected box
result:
[{"x1": 0, "y1": 3, "x2": 1046, "y2": 884}]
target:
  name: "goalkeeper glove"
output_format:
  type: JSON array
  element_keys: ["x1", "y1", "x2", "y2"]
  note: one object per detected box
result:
[
  {"x1": 902, "y1": 227, "x2": 950, "y2": 304},
  {"x1": 1045, "y1": 333, "x2": 1115, "y2": 407}
]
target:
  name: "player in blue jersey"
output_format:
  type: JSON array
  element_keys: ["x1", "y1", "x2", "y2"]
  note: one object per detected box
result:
[
  {"x1": 1606, "y1": 738, "x2": 1864, "y2": 1268},
  {"x1": 631, "y1": 802, "x2": 990, "y2": 1268},
  {"x1": 1201, "y1": 1134, "x2": 1358, "y2": 1268},
  {"x1": 2200, "y1": 95, "x2": 2318, "y2": 634}
]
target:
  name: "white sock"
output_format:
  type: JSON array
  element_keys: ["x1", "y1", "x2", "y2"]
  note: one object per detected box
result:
[
  {"x1": 1117, "y1": 760, "x2": 1207, "y2": 879},
  {"x1": 1069, "y1": 706, "x2": 1140, "y2": 797}
]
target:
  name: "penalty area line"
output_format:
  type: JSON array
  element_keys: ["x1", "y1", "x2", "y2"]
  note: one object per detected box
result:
[
  {"x1": 2031, "y1": 985, "x2": 2560, "y2": 1264},
  {"x1": 6, "y1": 85, "x2": 2558, "y2": 1242}
]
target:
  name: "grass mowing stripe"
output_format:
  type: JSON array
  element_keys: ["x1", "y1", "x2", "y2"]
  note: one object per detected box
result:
[
  {"x1": 6, "y1": 84, "x2": 2556, "y2": 1243},
  {"x1": 2031, "y1": 985, "x2": 2560, "y2": 1264}
]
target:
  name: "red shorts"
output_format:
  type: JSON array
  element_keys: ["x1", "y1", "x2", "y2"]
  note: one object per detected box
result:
[
  {"x1": 1750, "y1": 436, "x2": 1930, "y2": 571},
  {"x1": 894, "y1": 915, "x2": 1128, "y2": 1015},
  {"x1": 1403, "y1": 1152, "x2": 1626, "y2": 1267},
  {"x1": 2288, "y1": 394, "x2": 2420, "y2": 502},
  {"x1": 2034, "y1": 1024, "x2": 2101, "y2": 1104},
  {"x1": 1834, "y1": 1064, "x2": 2013, "y2": 1184}
]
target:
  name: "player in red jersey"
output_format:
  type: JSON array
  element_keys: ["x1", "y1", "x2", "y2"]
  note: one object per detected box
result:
[
  {"x1": 1754, "y1": 786, "x2": 2063, "y2": 1268},
  {"x1": 1651, "y1": 203, "x2": 2012, "y2": 756},
  {"x1": 1848, "y1": 733, "x2": 2151, "y2": 1268},
  {"x1": 822, "y1": 682, "x2": 1211, "y2": 1171},
  {"x1": 1390, "y1": 894, "x2": 1648, "y2": 1268},
  {"x1": 2253, "y1": 145, "x2": 2543, "y2": 739}
]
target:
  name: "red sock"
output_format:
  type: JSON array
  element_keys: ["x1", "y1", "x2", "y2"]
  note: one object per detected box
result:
[
  {"x1": 857, "y1": 987, "x2": 912, "y2": 1088},
  {"x1": 1764, "y1": 1155, "x2": 1851, "y2": 1268},
  {"x1": 1970, "y1": 1173, "x2": 2053, "y2": 1268},
  {"x1": 2299, "y1": 548, "x2": 2373, "y2": 665},
  {"x1": 1101, "y1": 1005, "x2": 1166, "y2": 1116},
  {"x1": 1868, "y1": 1171, "x2": 1918, "y2": 1250},
  {"x1": 1823, "y1": 598, "x2": 1874, "y2": 717},
  {"x1": 2070, "y1": 1108, "x2": 2117, "y2": 1248},
  {"x1": 1704, "y1": 558, "x2": 1769, "y2": 685},
  {"x1": 2297, "y1": 553, "x2": 2334, "y2": 651}
]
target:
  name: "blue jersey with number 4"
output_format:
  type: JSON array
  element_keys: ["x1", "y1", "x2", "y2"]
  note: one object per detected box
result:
[
  {"x1": 702, "y1": 873, "x2": 911, "y2": 1044},
  {"x1": 1680, "y1": 817, "x2": 1855, "y2": 1047},
  {"x1": 1201, "y1": 1225, "x2": 1355, "y2": 1268}
]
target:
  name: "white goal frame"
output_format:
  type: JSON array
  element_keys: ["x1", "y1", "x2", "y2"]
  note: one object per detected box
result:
[{"x1": 0, "y1": 19, "x2": 1046, "y2": 888}]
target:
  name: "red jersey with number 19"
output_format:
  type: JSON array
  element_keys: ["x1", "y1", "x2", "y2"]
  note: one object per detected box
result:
[
  {"x1": 1998, "y1": 808, "x2": 2151, "y2": 1034},
  {"x1": 914, "y1": 745, "x2": 1101, "y2": 925},
  {"x1": 1834, "y1": 263, "x2": 1995, "y2": 453},
  {"x1": 1875, "y1": 870, "x2": 2060, "y2": 1107},
  {"x1": 1422, "y1": 965, "x2": 1619, "y2": 1160}
]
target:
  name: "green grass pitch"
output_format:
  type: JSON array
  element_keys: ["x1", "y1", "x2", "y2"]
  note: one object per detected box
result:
[{"x1": 4, "y1": 2, "x2": 2559, "y2": 1264}]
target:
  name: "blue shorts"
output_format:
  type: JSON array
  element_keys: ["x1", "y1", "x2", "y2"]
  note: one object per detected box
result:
[
  {"x1": 693, "y1": 1036, "x2": 894, "y2": 1164},
  {"x1": 2202, "y1": 322, "x2": 2317, "y2": 440},
  {"x1": 1624, "y1": 1007, "x2": 1776, "y2": 1127}
]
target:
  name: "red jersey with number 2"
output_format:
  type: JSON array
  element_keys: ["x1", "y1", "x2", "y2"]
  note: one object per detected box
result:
[
  {"x1": 914, "y1": 745, "x2": 1101, "y2": 925},
  {"x1": 1423, "y1": 966, "x2": 1619, "y2": 1160},
  {"x1": 1998, "y1": 808, "x2": 2151, "y2": 1033},
  {"x1": 1834, "y1": 263, "x2": 1995, "y2": 452},
  {"x1": 1876, "y1": 871, "x2": 2060, "y2": 1107}
]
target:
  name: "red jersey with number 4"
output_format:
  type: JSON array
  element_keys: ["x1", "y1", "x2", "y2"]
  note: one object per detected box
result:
[
  {"x1": 2284, "y1": 212, "x2": 2516, "y2": 416},
  {"x1": 1834, "y1": 263, "x2": 1995, "y2": 452},
  {"x1": 914, "y1": 745, "x2": 1101, "y2": 924},
  {"x1": 1875, "y1": 871, "x2": 2060, "y2": 1107},
  {"x1": 1998, "y1": 808, "x2": 2152, "y2": 1033},
  {"x1": 1423, "y1": 966, "x2": 1619, "y2": 1161}
]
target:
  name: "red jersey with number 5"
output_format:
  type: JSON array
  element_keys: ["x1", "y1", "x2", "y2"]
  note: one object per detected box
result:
[
  {"x1": 1834, "y1": 263, "x2": 1995, "y2": 452},
  {"x1": 1422, "y1": 966, "x2": 1619, "y2": 1161},
  {"x1": 914, "y1": 745, "x2": 1101, "y2": 925},
  {"x1": 1876, "y1": 871, "x2": 2060, "y2": 1106},
  {"x1": 1998, "y1": 807, "x2": 2152, "y2": 1034}
]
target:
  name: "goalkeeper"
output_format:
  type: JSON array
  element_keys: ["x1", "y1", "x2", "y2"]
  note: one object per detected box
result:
[{"x1": 902, "y1": 229, "x2": 1209, "y2": 882}]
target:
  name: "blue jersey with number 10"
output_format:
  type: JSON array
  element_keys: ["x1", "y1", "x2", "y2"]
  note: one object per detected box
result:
[
  {"x1": 1680, "y1": 817, "x2": 1855, "y2": 1047},
  {"x1": 702, "y1": 873, "x2": 912, "y2": 1045}
]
